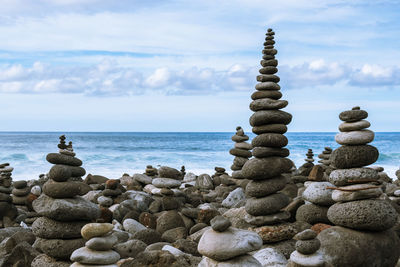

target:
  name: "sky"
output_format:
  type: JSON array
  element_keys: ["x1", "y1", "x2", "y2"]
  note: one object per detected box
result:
[{"x1": 0, "y1": 0, "x2": 399, "y2": 132}]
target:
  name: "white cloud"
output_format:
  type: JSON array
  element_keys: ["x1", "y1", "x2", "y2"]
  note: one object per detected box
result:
[{"x1": 0, "y1": 59, "x2": 398, "y2": 96}]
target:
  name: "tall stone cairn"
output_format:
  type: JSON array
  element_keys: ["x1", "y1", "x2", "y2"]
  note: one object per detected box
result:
[
  {"x1": 0, "y1": 163, "x2": 18, "y2": 228},
  {"x1": 241, "y1": 28, "x2": 294, "y2": 228},
  {"x1": 318, "y1": 106, "x2": 400, "y2": 266},
  {"x1": 31, "y1": 135, "x2": 100, "y2": 266},
  {"x1": 230, "y1": 126, "x2": 252, "y2": 179}
]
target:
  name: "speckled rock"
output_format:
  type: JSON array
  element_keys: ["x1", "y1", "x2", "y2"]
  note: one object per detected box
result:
[
  {"x1": 245, "y1": 193, "x2": 290, "y2": 216},
  {"x1": 329, "y1": 168, "x2": 379, "y2": 186},
  {"x1": 330, "y1": 145, "x2": 379, "y2": 169},
  {"x1": 241, "y1": 157, "x2": 293, "y2": 180},
  {"x1": 296, "y1": 203, "x2": 330, "y2": 225},
  {"x1": 302, "y1": 182, "x2": 335, "y2": 206},
  {"x1": 327, "y1": 199, "x2": 397, "y2": 231},
  {"x1": 245, "y1": 176, "x2": 287, "y2": 197}
]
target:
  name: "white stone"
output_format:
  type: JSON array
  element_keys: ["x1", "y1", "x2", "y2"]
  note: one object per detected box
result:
[
  {"x1": 70, "y1": 247, "x2": 120, "y2": 265},
  {"x1": 162, "y1": 245, "x2": 185, "y2": 256},
  {"x1": 290, "y1": 250, "x2": 325, "y2": 266},
  {"x1": 198, "y1": 227, "x2": 262, "y2": 261},
  {"x1": 222, "y1": 188, "x2": 246, "y2": 208},
  {"x1": 394, "y1": 190, "x2": 400, "y2": 197},
  {"x1": 30, "y1": 185, "x2": 42, "y2": 196},
  {"x1": 196, "y1": 174, "x2": 214, "y2": 190},
  {"x1": 302, "y1": 182, "x2": 335, "y2": 206},
  {"x1": 335, "y1": 130, "x2": 374, "y2": 145},
  {"x1": 252, "y1": 248, "x2": 288, "y2": 267},
  {"x1": 198, "y1": 255, "x2": 262, "y2": 267},
  {"x1": 132, "y1": 173, "x2": 153, "y2": 184},
  {"x1": 97, "y1": 196, "x2": 113, "y2": 206},
  {"x1": 108, "y1": 204, "x2": 119, "y2": 213},
  {"x1": 143, "y1": 184, "x2": 157, "y2": 194},
  {"x1": 151, "y1": 188, "x2": 163, "y2": 196},
  {"x1": 122, "y1": 218, "x2": 146, "y2": 234},
  {"x1": 152, "y1": 178, "x2": 181, "y2": 188},
  {"x1": 332, "y1": 184, "x2": 382, "y2": 202}
]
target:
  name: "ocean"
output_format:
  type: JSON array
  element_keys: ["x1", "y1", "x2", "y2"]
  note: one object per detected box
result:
[{"x1": 0, "y1": 132, "x2": 399, "y2": 181}]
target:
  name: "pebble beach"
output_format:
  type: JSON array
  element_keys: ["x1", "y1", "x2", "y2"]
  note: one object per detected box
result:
[{"x1": 1, "y1": 28, "x2": 400, "y2": 267}]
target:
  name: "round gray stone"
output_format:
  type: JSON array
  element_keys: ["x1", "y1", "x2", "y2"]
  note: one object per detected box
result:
[
  {"x1": 250, "y1": 110, "x2": 292, "y2": 126},
  {"x1": 252, "y1": 147, "x2": 289, "y2": 158},
  {"x1": 245, "y1": 176, "x2": 287, "y2": 197},
  {"x1": 335, "y1": 130, "x2": 374, "y2": 145},
  {"x1": 250, "y1": 99, "x2": 288, "y2": 111},
  {"x1": 241, "y1": 157, "x2": 293, "y2": 180},
  {"x1": 245, "y1": 193, "x2": 290, "y2": 216},
  {"x1": 251, "y1": 133, "x2": 288, "y2": 148},
  {"x1": 330, "y1": 145, "x2": 379, "y2": 169},
  {"x1": 339, "y1": 120, "x2": 370, "y2": 132}
]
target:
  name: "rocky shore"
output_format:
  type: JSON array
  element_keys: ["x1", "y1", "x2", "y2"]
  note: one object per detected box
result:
[{"x1": 1, "y1": 28, "x2": 400, "y2": 267}]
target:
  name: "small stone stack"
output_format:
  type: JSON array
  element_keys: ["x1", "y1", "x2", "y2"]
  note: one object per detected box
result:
[
  {"x1": 31, "y1": 135, "x2": 100, "y2": 265},
  {"x1": 396, "y1": 167, "x2": 400, "y2": 180},
  {"x1": 198, "y1": 215, "x2": 262, "y2": 266},
  {"x1": 0, "y1": 163, "x2": 18, "y2": 227},
  {"x1": 99, "y1": 179, "x2": 123, "y2": 207},
  {"x1": 240, "y1": 28, "x2": 294, "y2": 242},
  {"x1": 288, "y1": 229, "x2": 325, "y2": 267},
  {"x1": 297, "y1": 149, "x2": 315, "y2": 176},
  {"x1": 70, "y1": 223, "x2": 120, "y2": 266},
  {"x1": 317, "y1": 147, "x2": 333, "y2": 179},
  {"x1": 327, "y1": 106, "x2": 395, "y2": 231},
  {"x1": 230, "y1": 126, "x2": 252, "y2": 179},
  {"x1": 12, "y1": 180, "x2": 30, "y2": 210},
  {"x1": 318, "y1": 107, "x2": 400, "y2": 266},
  {"x1": 145, "y1": 165, "x2": 158, "y2": 177}
]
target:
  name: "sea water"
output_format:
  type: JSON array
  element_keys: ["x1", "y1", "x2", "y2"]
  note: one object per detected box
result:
[{"x1": 0, "y1": 132, "x2": 399, "y2": 180}]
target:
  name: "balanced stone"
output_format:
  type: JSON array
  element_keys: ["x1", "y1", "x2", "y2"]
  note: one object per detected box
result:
[
  {"x1": 245, "y1": 176, "x2": 287, "y2": 197},
  {"x1": 251, "y1": 133, "x2": 288, "y2": 148},
  {"x1": 335, "y1": 130, "x2": 374, "y2": 145},
  {"x1": 47, "y1": 153, "x2": 83, "y2": 167},
  {"x1": 252, "y1": 124, "x2": 288, "y2": 134},
  {"x1": 252, "y1": 147, "x2": 289, "y2": 158},
  {"x1": 339, "y1": 107, "x2": 368, "y2": 122},
  {"x1": 43, "y1": 180, "x2": 83, "y2": 198},
  {"x1": 70, "y1": 247, "x2": 120, "y2": 265},
  {"x1": 328, "y1": 168, "x2": 379, "y2": 186},
  {"x1": 250, "y1": 110, "x2": 292, "y2": 126},
  {"x1": 245, "y1": 193, "x2": 290, "y2": 216},
  {"x1": 85, "y1": 234, "x2": 118, "y2": 251},
  {"x1": 330, "y1": 145, "x2": 379, "y2": 169},
  {"x1": 81, "y1": 223, "x2": 113, "y2": 240},
  {"x1": 327, "y1": 199, "x2": 397, "y2": 231},
  {"x1": 339, "y1": 120, "x2": 370, "y2": 132},
  {"x1": 255, "y1": 81, "x2": 280, "y2": 90},
  {"x1": 32, "y1": 217, "x2": 87, "y2": 239},
  {"x1": 250, "y1": 99, "x2": 288, "y2": 111},
  {"x1": 295, "y1": 239, "x2": 321, "y2": 255},
  {"x1": 331, "y1": 184, "x2": 382, "y2": 202},
  {"x1": 241, "y1": 157, "x2": 293, "y2": 180},
  {"x1": 210, "y1": 215, "x2": 231, "y2": 232},
  {"x1": 152, "y1": 178, "x2": 181, "y2": 188},
  {"x1": 302, "y1": 182, "x2": 335, "y2": 206},
  {"x1": 251, "y1": 90, "x2": 282, "y2": 100}
]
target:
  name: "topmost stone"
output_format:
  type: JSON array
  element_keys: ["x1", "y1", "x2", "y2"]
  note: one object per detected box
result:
[{"x1": 339, "y1": 107, "x2": 368, "y2": 122}]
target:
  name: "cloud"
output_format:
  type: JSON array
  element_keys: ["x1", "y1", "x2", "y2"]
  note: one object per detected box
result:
[{"x1": 0, "y1": 59, "x2": 399, "y2": 96}]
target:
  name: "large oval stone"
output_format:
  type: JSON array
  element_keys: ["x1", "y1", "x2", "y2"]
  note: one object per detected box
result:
[
  {"x1": 251, "y1": 90, "x2": 282, "y2": 100},
  {"x1": 295, "y1": 203, "x2": 330, "y2": 225},
  {"x1": 257, "y1": 74, "x2": 280, "y2": 83},
  {"x1": 252, "y1": 124, "x2": 287, "y2": 134},
  {"x1": 252, "y1": 147, "x2": 289, "y2": 158},
  {"x1": 339, "y1": 120, "x2": 370, "y2": 132},
  {"x1": 33, "y1": 237, "x2": 85, "y2": 260},
  {"x1": 302, "y1": 182, "x2": 335, "y2": 206},
  {"x1": 250, "y1": 110, "x2": 292, "y2": 126},
  {"x1": 339, "y1": 109, "x2": 368, "y2": 122},
  {"x1": 81, "y1": 223, "x2": 114, "y2": 240},
  {"x1": 330, "y1": 145, "x2": 378, "y2": 169},
  {"x1": 229, "y1": 148, "x2": 252, "y2": 158},
  {"x1": 32, "y1": 194, "x2": 100, "y2": 221},
  {"x1": 318, "y1": 226, "x2": 400, "y2": 267},
  {"x1": 327, "y1": 199, "x2": 397, "y2": 231},
  {"x1": 241, "y1": 157, "x2": 293, "y2": 180},
  {"x1": 250, "y1": 99, "x2": 288, "y2": 111},
  {"x1": 328, "y1": 168, "x2": 379, "y2": 186},
  {"x1": 32, "y1": 217, "x2": 87, "y2": 239},
  {"x1": 46, "y1": 153, "x2": 82, "y2": 166},
  {"x1": 43, "y1": 180, "x2": 82, "y2": 198},
  {"x1": 70, "y1": 247, "x2": 120, "y2": 264},
  {"x1": 245, "y1": 193, "x2": 290, "y2": 216},
  {"x1": 255, "y1": 81, "x2": 280, "y2": 90},
  {"x1": 198, "y1": 227, "x2": 262, "y2": 261},
  {"x1": 246, "y1": 176, "x2": 287, "y2": 197},
  {"x1": 335, "y1": 130, "x2": 374, "y2": 145},
  {"x1": 252, "y1": 133, "x2": 288, "y2": 148}
]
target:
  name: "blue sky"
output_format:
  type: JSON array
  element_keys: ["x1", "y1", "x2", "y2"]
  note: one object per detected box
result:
[{"x1": 0, "y1": 0, "x2": 399, "y2": 132}]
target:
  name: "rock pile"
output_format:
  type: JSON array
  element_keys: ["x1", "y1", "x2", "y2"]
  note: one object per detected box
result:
[
  {"x1": 31, "y1": 135, "x2": 100, "y2": 266},
  {"x1": 0, "y1": 163, "x2": 18, "y2": 228},
  {"x1": 230, "y1": 126, "x2": 252, "y2": 179},
  {"x1": 145, "y1": 165, "x2": 158, "y2": 177},
  {"x1": 98, "y1": 179, "x2": 123, "y2": 208},
  {"x1": 70, "y1": 223, "x2": 120, "y2": 266},
  {"x1": 318, "y1": 107, "x2": 400, "y2": 266},
  {"x1": 11, "y1": 180, "x2": 30, "y2": 210},
  {"x1": 318, "y1": 147, "x2": 333, "y2": 175},
  {"x1": 288, "y1": 229, "x2": 325, "y2": 267},
  {"x1": 198, "y1": 215, "x2": 262, "y2": 266},
  {"x1": 240, "y1": 28, "x2": 294, "y2": 242},
  {"x1": 297, "y1": 149, "x2": 315, "y2": 176}
]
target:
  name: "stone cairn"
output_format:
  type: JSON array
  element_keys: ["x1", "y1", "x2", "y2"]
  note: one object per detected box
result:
[
  {"x1": 297, "y1": 149, "x2": 315, "y2": 176},
  {"x1": 145, "y1": 165, "x2": 158, "y2": 177},
  {"x1": 70, "y1": 223, "x2": 120, "y2": 266},
  {"x1": 318, "y1": 147, "x2": 332, "y2": 171},
  {"x1": 318, "y1": 107, "x2": 400, "y2": 266},
  {"x1": 31, "y1": 135, "x2": 100, "y2": 265},
  {"x1": 288, "y1": 229, "x2": 325, "y2": 267},
  {"x1": 0, "y1": 163, "x2": 18, "y2": 227},
  {"x1": 11, "y1": 180, "x2": 30, "y2": 211},
  {"x1": 230, "y1": 126, "x2": 252, "y2": 179},
  {"x1": 98, "y1": 179, "x2": 123, "y2": 208},
  {"x1": 240, "y1": 28, "x2": 294, "y2": 242},
  {"x1": 198, "y1": 215, "x2": 263, "y2": 266}
]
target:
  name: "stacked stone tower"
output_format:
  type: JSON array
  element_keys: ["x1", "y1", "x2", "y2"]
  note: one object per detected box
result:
[
  {"x1": 31, "y1": 136, "x2": 100, "y2": 265},
  {"x1": 0, "y1": 163, "x2": 17, "y2": 227},
  {"x1": 318, "y1": 107, "x2": 400, "y2": 266},
  {"x1": 297, "y1": 149, "x2": 315, "y2": 176},
  {"x1": 230, "y1": 126, "x2": 252, "y2": 178},
  {"x1": 241, "y1": 28, "x2": 293, "y2": 231}
]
